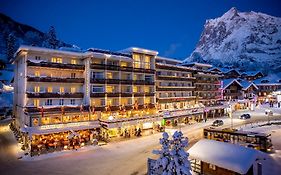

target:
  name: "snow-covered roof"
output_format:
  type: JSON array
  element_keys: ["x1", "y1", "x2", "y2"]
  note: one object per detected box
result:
[
  {"x1": 156, "y1": 62, "x2": 195, "y2": 71},
  {"x1": 241, "y1": 71, "x2": 263, "y2": 76},
  {"x1": 181, "y1": 62, "x2": 212, "y2": 68},
  {"x1": 237, "y1": 78, "x2": 258, "y2": 90},
  {"x1": 120, "y1": 47, "x2": 158, "y2": 56},
  {"x1": 222, "y1": 78, "x2": 242, "y2": 89},
  {"x1": 254, "y1": 73, "x2": 281, "y2": 85},
  {"x1": 156, "y1": 56, "x2": 182, "y2": 63},
  {"x1": 188, "y1": 139, "x2": 264, "y2": 174},
  {"x1": 14, "y1": 45, "x2": 92, "y2": 60}
]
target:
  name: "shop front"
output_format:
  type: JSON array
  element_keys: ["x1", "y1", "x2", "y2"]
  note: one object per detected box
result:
[
  {"x1": 204, "y1": 105, "x2": 226, "y2": 119},
  {"x1": 99, "y1": 114, "x2": 163, "y2": 140},
  {"x1": 162, "y1": 107, "x2": 204, "y2": 127}
]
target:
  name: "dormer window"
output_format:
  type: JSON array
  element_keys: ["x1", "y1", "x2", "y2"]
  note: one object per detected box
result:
[
  {"x1": 71, "y1": 59, "x2": 77, "y2": 64},
  {"x1": 51, "y1": 57, "x2": 62, "y2": 63},
  {"x1": 35, "y1": 56, "x2": 41, "y2": 60}
]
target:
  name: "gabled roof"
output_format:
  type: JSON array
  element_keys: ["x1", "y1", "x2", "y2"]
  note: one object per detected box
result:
[
  {"x1": 254, "y1": 73, "x2": 281, "y2": 85},
  {"x1": 120, "y1": 47, "x2": 158, "y2": 56},
  {"x1": 241, "y1": 71, "x2": 264, "y2": 77},
  {"x1": 181, "y1": 62, "x2": 212, "y2": 68},
  {"x1": 188, "y1": 139, "x2": 264, "y2": 175},
  {"x1": 222, "y1": 78, "x2": 243, "y2": 90},
  {"x1": 237, "y1": 78, "x2": 259, "y2": 90}
]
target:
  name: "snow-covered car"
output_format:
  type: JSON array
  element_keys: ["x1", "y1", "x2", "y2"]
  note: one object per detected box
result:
[
  {"x1": 212, "y1": 120, "x2": 224, "y2": 127},
  {"x1": 239, "y1": 114, "x2": 251, "y2": 119}
]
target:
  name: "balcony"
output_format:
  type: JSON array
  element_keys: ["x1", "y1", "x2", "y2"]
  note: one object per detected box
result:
[
  {"x1": 195, "y1": 80, "x2": 220, "y2": 84},
  {"x1": 90, "y1": 92, "x2": 106, "y2": 97},
  {"x1": 27, "y1": 60, "x2": 85, "y2": 70},
  {"x1": 91, "y1": 79, "x2": 106, "y2": 84},
  {"x1": 27, "y1": 76, "x2": 84, "y2": 83},
  {"x1": 145, "y1": 92, "x2": 155, "y2": 96},
  {"x1": 157, "y1": 96, "x2": 196, "y2": 103},
  {"x1": 156, "y1": 86, "x2": 195, "y2": 91},
  {"x1": 90, "y1": 63, "x2": 155, "y2": 74},
  {"x1": 156, "y1": 75, "x2": 195, "y2": 81},
  {"x1": 120, "y1": 93, "x2": 132, "y2": 97},
  {"x1": 25, "y1": 105, "x2": 89, "y2": 113},
  {"x1": 133, "y1": 92, "x2": 145, "y2": 97},
  {"x1": 120, "y1": 79, "x2": 133, "y2": 85},
  {"x1": 26, "y1": 92, "x2": 84, "y2": 98}
]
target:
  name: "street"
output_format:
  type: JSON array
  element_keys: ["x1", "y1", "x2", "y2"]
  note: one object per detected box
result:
[{"x1": 0, "y1": 105, "x2": 281, "y2": 175}]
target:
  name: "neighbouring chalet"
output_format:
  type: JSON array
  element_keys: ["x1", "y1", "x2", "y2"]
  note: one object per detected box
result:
[
  {"x1": 189, "y1": 139, "x2": 265, "y2": 175},
  {"x1": 222, "y1": 79, "x2": 243, "y2": 100},
  {"x1": 209, "y1": 67, "x2": 241, "y2": 79},
  {"x1": 241, "y1": 71, "x2": 264, "y2": 81},
  {"x1": 238, "y1": 79, "x2": 259, "y2": 99}
]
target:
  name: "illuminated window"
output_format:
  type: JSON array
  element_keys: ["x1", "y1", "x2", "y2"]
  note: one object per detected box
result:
[
  {"x1": 35, "y1": 71, "x2": 40, "y2": 77},
  {"x1": 32, "y1": 118, "x2": 39, "y2": 126},
  {"x1": 133, "y1": 86, "x2": 138, "y2": 93},
  {"x1": 34, "y1": 99, "x2": 39, "y2": 107},
  {"x1": 144, "y1": 86, "x2": 149, "y2": 93},
  {"x1": 70, "y1": 87, "x2": 76, "y2": 93},
  {"x1": 106, "y1": 86, "x2": 113, "y2": 93},
  {"x1": 34, "y1": 86, "x2": 40, "y2": 93},
  {"x1": 209, "y1": 164, "x2": 216, "y2": 170},
  {"x1": 107, "y1": 72, "x2": 113, "y2": 79},
  {"x1": 51, "y1": 57, "x2": 63, "y2": 63},
  {"x1": 133, "y1": 54, "x2": 140, "y2": 61},
  {"x1": 144, "y1": 55, "x2": 150, "y2": 63},
  {"x1": 60, "y1": 87, "x2": 64, "y2": 93},
  {"x1": 47, "y1": 87, "x2": 53, "y2": 93},
  {"x1": 120, "y1": 62, "x2": 128, "y2": 67},
  {"x1": 71, "y1": 59, "x2": 77, "y2": 64},
  {"x1": 107, "y1": 99, "x2": 112, "y2": 106}
]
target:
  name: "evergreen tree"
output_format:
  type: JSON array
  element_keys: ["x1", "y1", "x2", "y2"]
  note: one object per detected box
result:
[
  {"x1": 6, "y1": 33, "x2": 16, "y2": 61},
  {"x1": 152, "y1": 131, "x2": 191, "y2": 175},
  {"x1": 46, "y1": 26, "x2": 58, "y2": 49}
]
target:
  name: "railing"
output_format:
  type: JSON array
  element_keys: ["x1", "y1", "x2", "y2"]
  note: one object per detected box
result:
[
  {"x1": 25, "y1": 105, "x2": 89, "y2": 113},
  {"x1": 26, "y1": 92, "x2": 84, "y2": 98},
  {"x1": 156, "y1": 86, "x2": 195, "y2": 91},
  {"x1": 156, "y1": 75, "x2": 195, "y2": 81},
  {"x1": 195, "y1": 80, "x2": 220, "y2": 84},
  {"x1": 27, "y1": 60, "x2": 85, "y2": 70},
  {"x1": 27, "y1": 76, "x2": 84, "y2": 83},
  {"x1": 90, "y1": 63, "x2": 155, "y2": 74},
  {"x1": 157, "y1": 96, "x2": 196, "y2": 103}
]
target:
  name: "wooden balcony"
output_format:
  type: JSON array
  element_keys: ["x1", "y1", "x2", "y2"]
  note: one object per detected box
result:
[
  {"x1": 156, "y1": 75, "x2": 195, "y2": 81},
  {"x1": 157, "y1": 96, "x2": 196, "y2": 103},
  {"x1": 27, "y1": 76, "x2": 84, "y2": 83},
  {"x1": 27, "y1": 60, "x2": 85, "y2": 70},
  {"x1": 25, "y1": 105, "x2": 89, "y2": 114},
  {"x1": 90, "y1": 63, "x2": 155, "y2": 74},
  {"x1": 90, "y1": 92, "x2": 120, "y2": 97},
  {"x1": 120, "y1": 93, "x2": 133, "y2": 97},
  {"x1": 26, "y1": 92, "x2": 84, "y2": 98},
  {"x1": 156, "y1": 86, "x2": 195, "y2": 91}
]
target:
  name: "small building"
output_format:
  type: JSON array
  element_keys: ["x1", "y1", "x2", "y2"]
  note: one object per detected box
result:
[
  {"x1": 188, "y1": 139, "x2": 265, "y2": 175},
  {"x1": 223, "y1": 69, "x2": 241, "y2": 79},
  {"x1": 222, "y1": 78, "x2": 243, "y2": 100},
  {"x1": 238, "y1": 79, "x2": 259, "y2": 99},
  {"x1": 241, "y1": 71, "x2": 264, "y2": 81}
]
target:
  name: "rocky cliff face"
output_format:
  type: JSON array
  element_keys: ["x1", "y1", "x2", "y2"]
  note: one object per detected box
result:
[{"x1": 184, "y1": 7, "x2": 281, "y2": 73}]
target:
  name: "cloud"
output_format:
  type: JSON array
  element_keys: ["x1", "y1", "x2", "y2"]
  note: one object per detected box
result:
[{"x1": 163, "y1": 43, "x2": 182, "y2": 57}]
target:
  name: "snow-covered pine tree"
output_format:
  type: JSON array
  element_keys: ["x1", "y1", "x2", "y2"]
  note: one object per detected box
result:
[
  {"x1": 6, "y1": 33, "x2": 16, "y2": 61},
  {"x1": 46, "y1": 26, "x2": 58, "y2": 49},
  {"x1": 152, "y1": 131, "x2": 191, "y2": 175}
]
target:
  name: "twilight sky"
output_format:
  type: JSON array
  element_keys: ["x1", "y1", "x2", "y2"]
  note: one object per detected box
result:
[{"x1": 1, "y1": 0, "x2": 281, "y2": 60}]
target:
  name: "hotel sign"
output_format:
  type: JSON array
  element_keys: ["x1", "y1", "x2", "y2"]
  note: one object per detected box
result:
[{"x1": 40, "y1": 122, "x2": 91, "y2": 130}]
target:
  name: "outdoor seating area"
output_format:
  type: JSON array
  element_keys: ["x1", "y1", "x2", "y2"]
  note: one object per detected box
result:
[{"x1": 30, "y1": 129, "x2": 100, "y2": 156}]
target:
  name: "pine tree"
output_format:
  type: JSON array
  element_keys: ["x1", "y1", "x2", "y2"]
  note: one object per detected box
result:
[
  {"x1": 6, "y1": 33, "x2": 16, "y2": 61},
  {"x1": 46, "y1": 26, "x2": 58, "y2": 49},
  {"x1": 152, "y1": 131, "x2": 191, "y2": 175}
]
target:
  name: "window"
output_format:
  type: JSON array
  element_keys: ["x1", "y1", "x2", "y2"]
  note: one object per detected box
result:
[
  {"x1": 120, "y1": 62, "x2": 128, "y2": 67},
  {"x1": 92, "y1": 86, "x2": 104, "y2": 93},
  {"x1": 71, "y1": 59, "x2": 77, "y2": 64},
  {"x1": 106, "y1": 72, "x2": 113, "y2": 79},
  {"x1": 106, "y1": 86, "x2": 113, "y2": 93},
  {"x1": 70, "y1": 99, "x2": 75, "y2": 105},
  {"x1": 70, "y1": 87, "x2": 76, "y2": 93},
  {"x1": 59, "y1": 99, "x2": 64, "y2": 105},
  {"x1": 34, "y1": 99, "x2": 39, "y2": 107},
  {"x1": 51, "y1": 57, "x2": 63, "y2": 63},
  {"x1": 71, "y1": 73, "x2": 76, "y2": 78},
  {"x1": 34, "y1": 86, "x2": 40, "y2": 93},
  {"x1": 46, "y1": 99, "x2": 52, "y2": 105},
  {"x1": 92, "y1": 72, "x2": 104, "y2": 79},
  {"x1": 35, "y1": 56, "x2": 41, "y2": 60},
  {"x1": 47, "y1": 87, "x2": 53, "y2": 93},
  {"x1": 209, "y1": 164, "x2": 216, "y2": 170},
  {"x1": 60, "y1": 87, "x2": 64, "y2": 93},
  {"x1": 35, "y1": 71, "x2": 40, "y2": 77}
]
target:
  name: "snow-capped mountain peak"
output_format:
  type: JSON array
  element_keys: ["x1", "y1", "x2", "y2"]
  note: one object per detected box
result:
[{"x1": 184, "y1": 7, "x2": 281, "y2": 73}]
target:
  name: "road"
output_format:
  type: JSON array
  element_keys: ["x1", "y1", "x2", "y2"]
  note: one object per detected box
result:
[{"x1": 0, "y1": 105, "x2": 280, "y2": 175}]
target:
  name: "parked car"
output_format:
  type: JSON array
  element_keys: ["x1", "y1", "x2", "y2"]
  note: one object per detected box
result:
[
  {"x1": 212, "y1": 120, "x2": 224, "y2": 127},
  {"x1": 240, "y1": 114, "x2": 251, "y2": 119}
]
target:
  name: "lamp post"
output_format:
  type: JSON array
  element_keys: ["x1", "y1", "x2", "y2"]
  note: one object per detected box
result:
[{"x1": 228, "y1": 105, "x2": 233, "y2": 130}]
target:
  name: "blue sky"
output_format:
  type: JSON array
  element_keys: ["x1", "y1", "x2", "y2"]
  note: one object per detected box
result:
[{"x1": 1, "y1": 0, "x2": 281, "y2": 60}]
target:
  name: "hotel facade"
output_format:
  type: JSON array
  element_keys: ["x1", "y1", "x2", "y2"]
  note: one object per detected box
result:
[{"x1": 13, "y1": 45, "x2": 223, "y2": 155}]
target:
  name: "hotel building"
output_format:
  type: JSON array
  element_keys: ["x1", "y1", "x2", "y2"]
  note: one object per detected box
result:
[
  {"x1": 13, "y1": 46, "x2": 161, "y2": 155},
  {"x1": 155, "y1": 57, "x2": 204, "y2": 126}
]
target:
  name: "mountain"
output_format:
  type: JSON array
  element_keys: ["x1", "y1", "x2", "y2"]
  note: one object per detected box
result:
[
  {"x1": 184, "y1": 7, "x2": 281, "y2": 73},
  {"x1": 0, "y1": 13, "x2": 75, "y2": 63}
]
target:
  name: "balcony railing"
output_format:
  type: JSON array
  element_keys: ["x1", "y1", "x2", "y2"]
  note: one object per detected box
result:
[
  {"x1": 156, "y1": 75, "x2": 195, "y2": 81},
  {"x1": 156, "y1": 86, "x2": 195, "y2": 91},
  {"x1": 195, "y1": 80, "x2": 220, "y2": 84},
  {"x1": 25, "y1": 105, "x2": 90, "y2": 113},
  {"x1": 27, "y1": 76, "x2": 84, "y2": 83},
  {"x1": 90, "y1": 63, "x2": 155, "y2": 74},
  {"x1": 27, "y1": 60, "x2": 85, "y2": 70},
  {"x1": 26, "y1": 92, "x2": 84, "y2": 98},
  {"x1": 157, "y1": 96, "x2": 196, "y2": 103}
]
